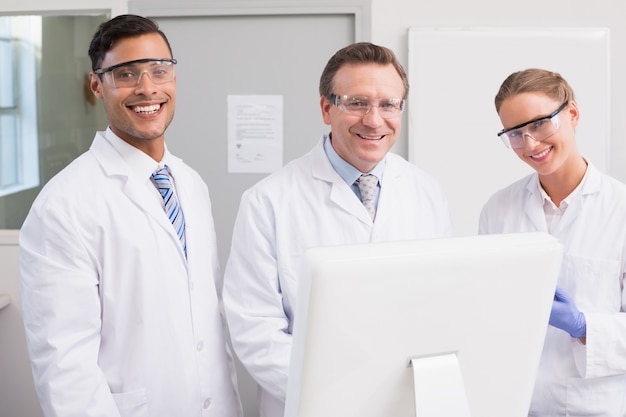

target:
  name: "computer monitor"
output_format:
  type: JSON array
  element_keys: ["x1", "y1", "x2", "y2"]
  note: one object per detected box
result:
[{"x1": 285, "y1": 232, "x2": 562, "y2": 417}]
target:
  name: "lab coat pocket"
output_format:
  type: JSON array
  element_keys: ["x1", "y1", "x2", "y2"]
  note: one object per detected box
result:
[
  {"x1": 566, "y1": 373, "x2": 626, "y2": 417},
  {"x1": 561, "y1": 255, "x2": 621, "y2": 312},
  {"x1": 112, "y1": 389, "x2": 148, "y2": 417}
]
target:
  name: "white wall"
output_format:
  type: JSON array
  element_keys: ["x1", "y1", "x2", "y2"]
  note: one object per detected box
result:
[
  {"x1": 407, "y1": 28, "x2": 610, "y2": 235},
  {"x1": 370, "y1": 0, "x2": 626, "y2": 184}
]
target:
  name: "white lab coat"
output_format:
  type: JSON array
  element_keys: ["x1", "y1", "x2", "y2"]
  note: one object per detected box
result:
[
  {"x1": 20, "y1": 131, "x2": 242, "y2": 417},
  {"x1": 223, "y1": 136, "x2": 453, "y2": 417},
  {"x1": 479, "y1": 162, "x2": 626, "y2": 417}
]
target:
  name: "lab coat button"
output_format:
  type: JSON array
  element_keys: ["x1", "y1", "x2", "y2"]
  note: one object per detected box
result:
[
  {"x1": 196, "y1": 341, "x2": 204, "y2": 351},
  {"x1": 203, "y1": 398, "x2": 211, "y2": 409}
]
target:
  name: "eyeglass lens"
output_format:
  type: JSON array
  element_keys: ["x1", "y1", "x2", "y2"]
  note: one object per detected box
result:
[
  {"x1": 333, "y1": 95, "x2": 404, "y2": 119},
  {"x1": 502, "y1": 115, "x2": 560, "y2": 149},
  {"x1": 108, "y1": 60, "x2": 175, "y2": 88}
]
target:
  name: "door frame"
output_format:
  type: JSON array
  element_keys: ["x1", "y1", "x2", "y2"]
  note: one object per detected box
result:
[{"x1": 129, "y1": 0, "x2": 371, "y2": 41}]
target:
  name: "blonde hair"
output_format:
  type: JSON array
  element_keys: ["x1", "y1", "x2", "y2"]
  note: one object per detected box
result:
[{"x1": 494, "y1": 68, "x2": 575, "y2": 112}]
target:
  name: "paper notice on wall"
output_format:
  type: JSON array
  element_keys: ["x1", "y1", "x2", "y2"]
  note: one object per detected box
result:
[{"x1": 227, "y1": 95, "x2": 283, "y2": 173}]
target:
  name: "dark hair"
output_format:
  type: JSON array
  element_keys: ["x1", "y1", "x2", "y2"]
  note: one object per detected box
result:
[
  {"x1": 88, "y1": 14, "x2": 173, "y2": 71},
  {"x1": 494, "y1": 68, "x2": 575, "y2": 112},
  {"x1": 319, "y1": 42, "x2": 409, "y2": 99}
]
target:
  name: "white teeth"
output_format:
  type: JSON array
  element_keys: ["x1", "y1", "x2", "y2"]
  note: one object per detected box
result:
[
  {"x1": 358, "y1": 134, "x2": 384, "y2": 140},
  {"x1": 133, "y1": 104, "x2": 160, "y2": 114},
  {"x1": 530, "y1": 148, "x2": 551, "y2": 159}
]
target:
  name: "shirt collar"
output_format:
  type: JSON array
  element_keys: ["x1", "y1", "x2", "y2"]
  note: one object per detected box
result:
[
  {"x1": 104, "y1": 127, "x2": 173, "y2": 179},
  {"x1": 323, "y1": 133, "x2": 386, "y2": 186}
]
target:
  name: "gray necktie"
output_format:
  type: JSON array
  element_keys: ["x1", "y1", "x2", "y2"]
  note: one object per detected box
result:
[
  {"x1": 151, "y1": 166, "x2": 187, "y2": 257},
  {"x1": 356, "y1": 174, "x2": 378, "y2": 220}
]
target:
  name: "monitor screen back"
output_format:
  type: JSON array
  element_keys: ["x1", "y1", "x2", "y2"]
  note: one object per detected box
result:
[{"x1": 285, "y1": 232, "x2": 563, "y2": 417}]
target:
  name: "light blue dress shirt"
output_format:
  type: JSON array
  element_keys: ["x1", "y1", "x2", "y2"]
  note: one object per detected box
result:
[{"x1": 322, "y1": 133, "x2": 385, "y2": 207}]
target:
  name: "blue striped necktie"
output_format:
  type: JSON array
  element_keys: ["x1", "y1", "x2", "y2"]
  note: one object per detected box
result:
[{"x1": 151, "y1": 166, "x2": 187, "y2": 257}]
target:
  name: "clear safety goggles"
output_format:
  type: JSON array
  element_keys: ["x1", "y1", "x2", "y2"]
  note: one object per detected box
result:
[
  {"x1": 497, "y1": 101, "x2": 568, "y2": 149},
  {"x1": 94, "y1": 58, "x2": 177, "y2": 88},
  {"x1": 330, "y1": 94, "x2": 405, "y2": 119}
]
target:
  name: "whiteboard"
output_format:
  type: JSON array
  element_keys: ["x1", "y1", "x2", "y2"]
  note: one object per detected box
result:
[{"x1": 408, "y1": 28, "x2": 609, "y2": 236}]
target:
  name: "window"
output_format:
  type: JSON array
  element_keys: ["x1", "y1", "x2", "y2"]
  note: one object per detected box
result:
[{"x1": 0, "y1": 16, "x2": 41, "y2": 197}]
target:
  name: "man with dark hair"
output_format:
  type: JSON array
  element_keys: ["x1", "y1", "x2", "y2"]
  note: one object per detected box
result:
[
  {"x1": 20, "y1": 14, "x2": 242, "y2": 417},
  {"x1": 223, "y1": 42, "x2": 453, "y2": 417}
]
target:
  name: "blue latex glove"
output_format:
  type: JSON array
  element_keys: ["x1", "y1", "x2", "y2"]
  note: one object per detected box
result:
[{"x1": 549, "y1": 287, "x2": 586, "y2": 338}]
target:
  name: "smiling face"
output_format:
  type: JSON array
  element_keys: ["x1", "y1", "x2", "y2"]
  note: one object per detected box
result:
[
  {"x1": 90, "y1": 32, "x2": 175, "y2": 160},
  {"x1": 320, "y1": 63, "x2": 404, "y2": 173},
  {"x1": 498, "y1": 92, "x2": 581, "y2": 178}
]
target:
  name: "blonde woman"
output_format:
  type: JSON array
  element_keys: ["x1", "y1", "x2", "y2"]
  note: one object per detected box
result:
[{"x1": 479, "y1": 68, "x2": 626, "y2": 416}]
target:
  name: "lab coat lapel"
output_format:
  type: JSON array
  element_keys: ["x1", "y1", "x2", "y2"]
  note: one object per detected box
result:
[
  {"x1": 310, "y1": 140, "x2": 372, "y2": 224},
  {"x1": 89, "y1": 134, "x2": 189, "y2": 250},
  {"x1": 524, "y1": 175, "x2": 549, "y2": 232},
  {"x1": 556, "y1": 197, "x2": 581, "y2": 234},
  {"x1": 125, "y1": 178, "x2": 185, "y2": 251},
  {"x1": 557, "y1": 164, "x2": 601, "y2": 233},
  {"x1": 329, "y1": 180, "x2": 373, "y2": 224},
  {"x1": 373, "y1": 158, "x2": 400, "y2": 225}
]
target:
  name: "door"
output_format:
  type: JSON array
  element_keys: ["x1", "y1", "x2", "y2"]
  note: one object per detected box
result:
[{"x1": 154, "y1": 13, "x2": 355, "y2": 416}]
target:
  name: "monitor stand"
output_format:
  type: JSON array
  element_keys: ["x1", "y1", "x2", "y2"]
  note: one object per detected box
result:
[{"x1": 411, "y1": 353, "x2": 472, "y2": 417}]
